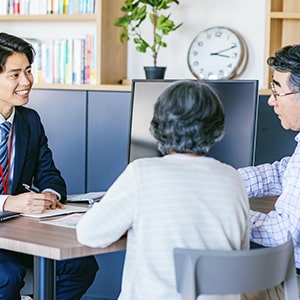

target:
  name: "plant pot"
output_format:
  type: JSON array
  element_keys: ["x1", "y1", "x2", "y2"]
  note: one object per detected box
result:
[{"x1": 144, "y1": 66, "x2": 166, "y2": 79}]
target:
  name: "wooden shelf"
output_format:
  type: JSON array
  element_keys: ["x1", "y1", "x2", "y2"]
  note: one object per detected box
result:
[
  {"x1": 270, "y1": 12, "x2": 300, "y2": 19},
  {"x1": 259, "y1": 89, "x2": 271, "y2": 96},
  {"x1": 32, "y1": 83, "x2": 132, "y2": 92},
  {"x1": 0, "y1": 14, "x2": 97, "y2": 21},
  {"x1": 264, "y1": 0, "x2": 300, "y2": 89},
  {"x1": 0, "y1": 0, "x2": 127, "y2": 87}
]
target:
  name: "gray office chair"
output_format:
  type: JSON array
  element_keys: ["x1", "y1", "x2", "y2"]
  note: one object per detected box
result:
[{"x1": 174, "y1": 236, "x2": 298, "y2": 300}]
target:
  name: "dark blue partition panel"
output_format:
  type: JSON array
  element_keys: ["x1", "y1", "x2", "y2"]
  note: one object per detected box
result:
[
  {"x1": 254, "y1": 95, "x2": 296, "y2": 165},
  {"x1": 82, "y1": 251, "x2": 126, "y2": 300},
  {"x1": 27, "y1": 89, "x2": 86, "y2": 194},
  {"x1": 87, "y1": 91, "x2": 131, "y2": 192},
  {"x1": 85, "y1": 91, "x2": 130, "y2": 300}
]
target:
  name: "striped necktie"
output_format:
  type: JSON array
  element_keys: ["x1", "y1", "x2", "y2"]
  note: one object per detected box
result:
[{"x1": 0, "y1": 122, "x2": 11, "y2": 194}]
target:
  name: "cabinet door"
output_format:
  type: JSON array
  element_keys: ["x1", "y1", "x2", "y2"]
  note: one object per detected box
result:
[
  {"x1": 87, "y1": 91, "x2": 132, "y2": 191},
  {"x1": 27, "y1": 89, "x2": 86, "y2": 194}
]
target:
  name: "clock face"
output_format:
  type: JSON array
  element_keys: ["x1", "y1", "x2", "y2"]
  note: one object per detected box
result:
[{"x1": 187, "y1": 27, "x2": 248, "y2": 80}]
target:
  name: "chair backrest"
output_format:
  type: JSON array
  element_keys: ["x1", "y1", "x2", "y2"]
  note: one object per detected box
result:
[{"x1": 174, "y1": 236, "x2": 298, "y2": 300}]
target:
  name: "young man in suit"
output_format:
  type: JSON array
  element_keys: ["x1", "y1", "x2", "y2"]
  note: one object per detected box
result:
[{"x1": 0, "y1": 32, "x2": 98, "y2": 299}]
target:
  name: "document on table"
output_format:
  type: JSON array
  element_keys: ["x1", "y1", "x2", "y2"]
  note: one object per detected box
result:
[
  {"x1": 22, "y1": 205, "x2": 88, "y2": 219},
  {"x1": 40, "y1": 213, "x2": 84, "y2": 228}
]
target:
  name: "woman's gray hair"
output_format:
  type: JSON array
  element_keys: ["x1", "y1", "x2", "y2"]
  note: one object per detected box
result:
[{"x1": 150, "y1": 80, "x2": 225, "y2": 155}]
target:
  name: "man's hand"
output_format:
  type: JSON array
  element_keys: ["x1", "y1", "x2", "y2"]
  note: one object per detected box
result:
[{"x1": 4, "y1": 191, "x2": 64, "y2": 214}]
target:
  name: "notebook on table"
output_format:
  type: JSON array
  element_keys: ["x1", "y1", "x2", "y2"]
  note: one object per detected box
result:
[{"x1": 22, "y1": 205, "x2": 88, "y2": 219}]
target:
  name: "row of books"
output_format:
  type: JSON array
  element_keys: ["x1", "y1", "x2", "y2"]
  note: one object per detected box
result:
[
  {"x1": 0, "y1": 0, "x2": 96, "y2": 15},
  {"x1": 27, "y1": 35, "x2": 97, "y2": 85}
]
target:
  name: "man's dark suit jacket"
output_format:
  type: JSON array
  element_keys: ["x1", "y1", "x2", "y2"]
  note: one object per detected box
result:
[{"x1": 11, "y1": 106, "x2": 66, "y2": 202}]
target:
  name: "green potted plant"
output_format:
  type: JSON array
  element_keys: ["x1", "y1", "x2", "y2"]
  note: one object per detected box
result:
[{"x1": 114, "y1": 0, "x2": 182, "y2": 79}]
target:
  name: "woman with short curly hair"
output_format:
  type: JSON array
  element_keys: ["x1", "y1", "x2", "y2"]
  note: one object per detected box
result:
[{"x1": 77, "y1": 79, "x2": 249, "y2": 300}]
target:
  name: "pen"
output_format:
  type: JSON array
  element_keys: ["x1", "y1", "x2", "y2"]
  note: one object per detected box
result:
[{"x1": 22, "y1": 183, "x2": 40, "y2": 193}]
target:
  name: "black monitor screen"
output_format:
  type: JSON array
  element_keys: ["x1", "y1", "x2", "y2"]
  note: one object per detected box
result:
[{"x1": 129, "y1": 79, "x2": 259, "y2": 169}]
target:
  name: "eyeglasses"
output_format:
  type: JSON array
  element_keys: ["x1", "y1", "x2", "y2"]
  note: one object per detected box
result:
[{"x1": 270, "y1": 82, "x2": 300, "y2": 101}]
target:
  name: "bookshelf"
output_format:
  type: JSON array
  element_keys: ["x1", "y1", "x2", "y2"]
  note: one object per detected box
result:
[
  {"x1": 264, "y1": 0, "x2": 300, "y2": 89},
  {"x1": 0, "y1": 0, "x2": 128, "y2": 89}
]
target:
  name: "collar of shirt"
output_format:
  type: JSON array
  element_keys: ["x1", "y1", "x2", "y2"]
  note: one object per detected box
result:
[{"x1": 0, "y1": 107, "x2": 15, "y2": 125}]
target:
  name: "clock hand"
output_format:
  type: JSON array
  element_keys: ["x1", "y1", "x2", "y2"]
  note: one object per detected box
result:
[
  {"x1": 210, "y1": 45, "x2": 237, "y2": 56},
  {"x1": 210, "y1": 53, "x2": 230, "y2": 58}
]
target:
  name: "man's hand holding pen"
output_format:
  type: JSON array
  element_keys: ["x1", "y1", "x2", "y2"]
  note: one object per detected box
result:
[{"x1": 3, "y1": 184, "x2": 64, "y2": 214}]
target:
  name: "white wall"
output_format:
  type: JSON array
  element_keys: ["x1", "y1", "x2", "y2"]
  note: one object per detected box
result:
[{"x1": 126, "y1": 0, "x2": 267, "y2": 89}]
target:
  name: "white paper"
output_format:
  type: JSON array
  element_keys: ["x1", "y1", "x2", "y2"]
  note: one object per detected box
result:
[{"x1": 22, "y1": 205, "x2": 88, "y2": 219}]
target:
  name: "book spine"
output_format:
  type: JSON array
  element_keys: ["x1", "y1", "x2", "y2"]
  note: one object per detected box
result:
[
  {"x1": 8, "y1": 0, "x2": 14, "y2": 14},
  {"x1": 72, "y1": 38, "x2": 82, "y2": 84},
  {"x1": 0, "y1": 0, "x2": 8, "y2": 15},
  {"x1": 41, "y1": 42, "x2": 48, "y2": 83},
  {"x1": 37, "y1": 41, "x2": 43, "y2": 83},
  {"x1": 47, "y1": 40, "x2": 54, "y2": 83},
  {"x1": 68, "y1": 0, "x2": 74, "y2": 14},
  {"x1": 81, "y1": 38, "x2": 85, "y2": 84},
  {"x1": 52, "y1": 0, "x2": 59, "y2": 14},
  {"x1": 59, "y1": 39, "x2": 67, "y2": 83},
  {"x1": 85, "y1": 34, "x2": 92, "y2": 84},
  {"x1": 66, "y1": 39, "x2": 73, "y2": 84},
  {"x1": 73, "y1": 0, "x2": 79, "y2": 13},
  {"x1": 19, "y1": 0, "x2": 29, "y2": 14},
  {"x1": 27, "y1": 38, "x2": 39, "y2": 81},
  {"x1": 90, "y1": 35, "x2": 97, "y2": 85},
  {"x1": 63, "y1": 0, "x2": 68, "y2": 14},
  {"x1": 47, "y1": 0, "x2": 54, "y2": 14},
  {"x1": 13, "y1": 0, "x2": 20, "y2": 14},
  {"x1": 53, "y1": 39, "x2": 60, "y2": 83}
]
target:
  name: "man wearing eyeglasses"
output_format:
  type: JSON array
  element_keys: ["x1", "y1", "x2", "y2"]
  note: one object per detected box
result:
[{"x1": 238, "y1": 45, "x2": 300, "y2": 283}]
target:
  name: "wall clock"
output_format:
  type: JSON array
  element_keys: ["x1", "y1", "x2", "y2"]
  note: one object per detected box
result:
[{"x1": 187, "y1": 26, "x2": 248, "y2": 80}]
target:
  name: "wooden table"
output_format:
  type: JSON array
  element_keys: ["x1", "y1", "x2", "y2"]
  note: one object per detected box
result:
[
  {"x1": 249, "y1": 196, "x2": 277, "y2": 213},
  {"x1": 0, "y1": 197, "x2": 277, "y2": 299},
  {"x1": 0, "y1": 215, "x2": 126, "y2": 300}
]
